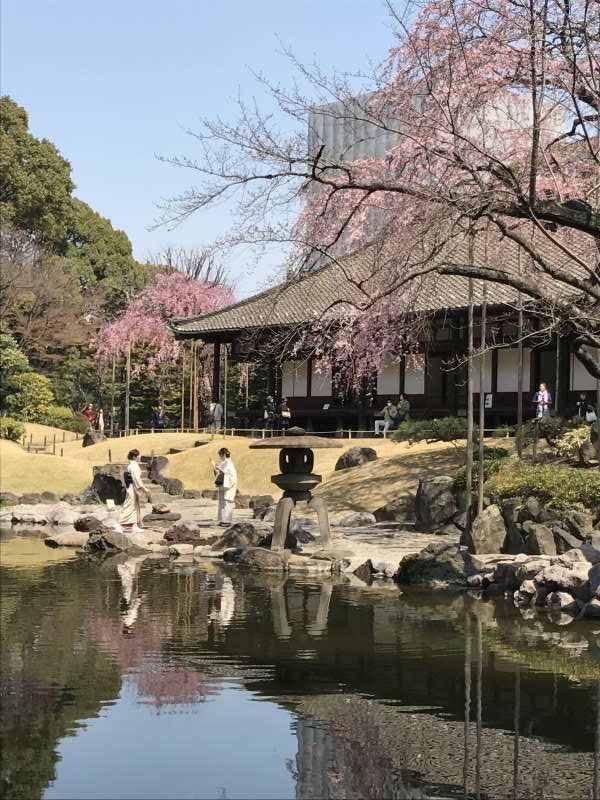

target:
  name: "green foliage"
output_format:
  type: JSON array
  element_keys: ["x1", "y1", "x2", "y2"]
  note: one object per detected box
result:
[
  {"x1": 0, "y1": 416, "x2": 25, "y2": 442},
  {"x1": 453, "y1": 446, "x2": 511, "y2": 490},
  {"x1": 39, "y1": 406, "x2": 89, "y2": 434},
  {"x1": 491, "y1": 425, "x2": 513, "y2": 438},
  {"x1": 515, "y1": 416, "x2": 582, "y2": 450},
  {"x1": 0, "y1": 330, "x2": 30, "y2": 407},
  {"x1": 486, "y1": 457, "x2": 600, "y2": 510},
  {"x1": 553, "y1": 424, "x2": 593, "y2": 460},
  {"x1": 392, "y1": 416, "x2": 473, "y2": 444},
  {"x1": 0, "y1": 96, "x2": 74, "y2": 247},
  {"x1": 5, "y1": 372, "x2": 54, "y2": 421}
]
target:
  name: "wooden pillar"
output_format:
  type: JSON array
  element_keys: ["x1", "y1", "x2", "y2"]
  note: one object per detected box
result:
[
  {"x1": 556, "y1": 336, "x2": 570, "y2": 416},
  {"x1": 212, "y1": 342, "x2": 221, "y2": 402}
]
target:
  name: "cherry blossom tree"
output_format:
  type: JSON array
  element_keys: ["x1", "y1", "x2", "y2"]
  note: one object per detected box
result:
[{"x1": 163, "y1": 0, "x2": 599, "y2": 380}]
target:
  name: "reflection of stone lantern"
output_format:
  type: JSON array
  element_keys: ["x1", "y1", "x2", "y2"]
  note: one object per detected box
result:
[{"x1": 250, "y1": 427, "x2": 342, "y2": 552}]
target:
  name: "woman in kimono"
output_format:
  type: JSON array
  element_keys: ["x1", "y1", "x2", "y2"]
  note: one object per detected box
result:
[
  {"x1": 211, "y1": 448, "x2": 237, "y2": 527},
  {"x1": 533, "y1": 382, "x2": 551, "y2": 418},
  {"x1": 119, "y1": 449, "x2": 149, "y2": 531}
]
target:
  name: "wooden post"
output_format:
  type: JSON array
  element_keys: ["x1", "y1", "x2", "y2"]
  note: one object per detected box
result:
[
  {"x1": 109, "y1": 448, "x2": 112, "y2": 463},
  {"x1": 223, "y1": 345, "x2": 228, "y2": 430},
  {"x1": 60, "y1": 448, "x2": 63, "y2": 457},
  {"x1": 516, "y1": 284, "x2": 524, "y2": 458},
  {"x1": 193, "y1": 342, "x2": 200, "y2": 432},
  {"x1": 52, "y1": 435, "x2": 56, "y2": 455},
  {"x1": 111, "y1": 354, "x2": 116, "y2": 438},
  {"x1": 554, "y1": 334, "x2": 560, "y2": 414},
  {"x1": 212, "y1": 342, "x2": 221, "y2": 401},
  {"x1": 180, "y1": 344, "x2": 185, "y2": 430},
  {"x1": 124, "y1": 340, "x2": 131, "y2": 434},
  {"x1": 478, "y1": 282, "x2": 488, "y2": 515},
  {"x1": 44, "y1": 435, "x2": 47, "y2": 448},
  {"x1": 465, "y1": 249, "x2": 475, "y2": 536}
]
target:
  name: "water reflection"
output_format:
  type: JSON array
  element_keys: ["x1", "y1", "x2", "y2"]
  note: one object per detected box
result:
[{"x1": 1, "y1": 544, "x2": 599, "y2": 799}]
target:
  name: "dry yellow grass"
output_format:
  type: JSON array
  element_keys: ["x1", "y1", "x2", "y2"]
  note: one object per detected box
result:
[
  {"x1": 22, "y1": 422, "x2": 80, "y2": 445},
  {"x1": 58, "y1": 431, "x2": 207, "y2": 463},
  {"x1": 0, "y1": 439, "x2": 90, "y2": 495},
  {"x1": 168, "y1": 435, "x2": 461, "y2": 509}
]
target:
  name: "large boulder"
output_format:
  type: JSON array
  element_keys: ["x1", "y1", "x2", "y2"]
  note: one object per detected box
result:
[
  {"x1": 82, "y1": 431, "x2": 106, "y2": 447},
  {"x1": 551, "y1": 527, "x2": 582, "y2": 555},
  {"x1": 335, "y1": 511, "x2": 377, "y2": 528},
  {"x1": 160, "y1": 477, "x2": 184, "y2": 496},
  {"x1": 74, "y1": 515, "x2": 108, "y2": 533},
  {"x1": 517, "y1": 496, "x2": 543, "y2": 524},
  {"x1": 148, "y1": 456, "x2": 169, "y2": 483},
  {"x1": 251, "y1": 495, "x2": 275, "y2": 518},
  {"x1": 335, "y1": 447, "x2": 378, "y2": 471},
  {"x1": 258, "y1": 531, "x2": 299, "y2": 551},
  {"x1": 394, "y1": 542, "x2": 473, "y2": 586},
  {"x1": 0, "y1": 491, "x2": 20, "y2": 506},
  {"x1": 524, "y1": 523, "x2": 557, "y2": 556},
  {"x1": 164, "y1": 522, "x2": 202, "y2": 543},
  {"x1": 415, "y1": 476, "x2": 457, "y2": 531},
  {"x1": 85, "y1": 529, "x2": 147, "y2": 554},
  {"x1": 582, "y1": 599, "x2": 600, "y2": 619},
  {"x1": 20, "y1": 492, "x2": 42, "y2": 505},
  {"x1": 212, "y1": 522, "x2": 262, "y2": 550},
  {"x1": 142, "y1": 511, "x2": 181, "y2": 527},
  {"x1": 588, "y1": 563, "x2": 600, "y2": 597},
  {"x1": 40, "y1": 491, "x2": 59, "y2": 503},
  {"x1": 47, "y1": 504, "x2": 79, "y2": 526},
  {"x1": 237, "y1": 546, "x2": 287, "y2": 572},
  {"x1": 92, "y1": 463, "x2": 126, "y2": 504},
  {"x1": 561, "y1": 509, "x2": 594, "y2": 541},
  {"x1": 534, "y1": 563, "x2": 591, "y2": 602},
  {"x1": 183, "y1": 489, "x2": 203, "y2": 499},
  {"x1": 581, "y1": 533, "x2": 600, "y2": 563},
  {"x1": 373, "y1": 494, "x2": 415, "y2": 523},
  {"x1": 463, "y1": 504, "x2": 507, "y2": 554}
]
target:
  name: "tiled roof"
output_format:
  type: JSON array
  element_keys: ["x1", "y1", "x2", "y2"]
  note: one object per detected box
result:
[{"x1": 171, "y1": 231, "x2": 589, "y2": 338}]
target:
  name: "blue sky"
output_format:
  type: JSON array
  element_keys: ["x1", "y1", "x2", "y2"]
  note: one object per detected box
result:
[{"x1": 1, "y1": 0, "x2": 396, "y2": 296}]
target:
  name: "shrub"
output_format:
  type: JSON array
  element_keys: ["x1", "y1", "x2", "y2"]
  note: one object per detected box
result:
[
  {"x1": 486, "y1": 457, "x2": 600, "y2": 510},
  {"x1": 4, "y1": 372, "x2": 54, "y2": 421},
  {"x1": 453, "y1": 446, "x2": 511, "y2": 490},
  {"x1": 515, "y1": 416, "x2": 582, "y2": 450},
  {"x1": 0, "y1": 416, "x2": 25, "y2": 442},
  {"x1": 392, "y1": 416, "x2": 474, "y2": 445},
  {"x1": 40, "y1": 406, "x2": 89, "y2": 434},
  {"x1": 491, "y1": 425, "x2": 513, "y2": 438},
  {"x1": 554, "y1": 425, "x2": 593, "y2": 460}
]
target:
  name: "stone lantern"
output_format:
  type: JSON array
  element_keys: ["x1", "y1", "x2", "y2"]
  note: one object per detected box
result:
[{"x1": 249, "y1": 427, "x2": 342, "y2": 552}]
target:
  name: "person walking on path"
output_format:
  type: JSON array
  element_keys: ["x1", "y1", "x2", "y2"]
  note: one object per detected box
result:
[
  {"x1": 211, "y1": 447, "x2": 237, "y2": 527},
  {"x1": 119, "y1": 449, "x2": 150, "y2": 531},
  {"x1": 374, "y1": 400, "x2": 398, "y2": 436},
  {"x1": 533, "y1": 383, "x2": 552, "y2": 418}
]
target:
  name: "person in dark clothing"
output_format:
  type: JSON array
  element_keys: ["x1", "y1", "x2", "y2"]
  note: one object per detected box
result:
[
  {"x1": 264, "y1": 396, "x2": 277, "y2": 430},
  {"x1": 279, "y1": 397, "x2": 292, "y2": 430},
  {"x1": 152, "y1": 404, "x2": 167, "y2": 430}
]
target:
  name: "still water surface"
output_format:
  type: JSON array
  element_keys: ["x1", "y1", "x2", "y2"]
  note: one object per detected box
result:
[{"x1": 1, "y1": 533, "x2": 599, "y2": 799}]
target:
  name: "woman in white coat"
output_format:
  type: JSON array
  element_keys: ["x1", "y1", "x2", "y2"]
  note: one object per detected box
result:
[
  {"x1": 119, "y1": 448, "x2": 149, "y2": 531},
  {"x1": 211, "y1": 448, "x2": 237, "y2": 527}
]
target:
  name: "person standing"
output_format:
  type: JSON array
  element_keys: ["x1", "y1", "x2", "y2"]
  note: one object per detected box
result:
[
  {"x1": 119, "y1": 449, "x2": 150, "y2": 532},
  {"x1": 211, "y1": 448, "x2": 237, "y2": 527},
  {"x1": 279, "y1": 397, "x2": 292, "y2": 430},
  {"x1": 396, "y1": 394, "x2": 410, "y2": 422},
  {"x1": 533, "y1": 382, "x2": 552, "y2": 418},
  {"x1": 97, "y1": 408, "x2": 105, "y2": 435},
  {"x1": 264, "y1": 396, "x2": 276, "y2": 430},
  {"x1": 82, "y1": 403, "x2": 98, "y2": 429},
  {"x1": 152, "y1": 403, "x2": 167, "y2": 431},
  {"x1": 208, "y1": 400, "x2": 223, "y2": 435},
  {"x1": 374, "y1": 400, "x2": 398, "y2": 436}
]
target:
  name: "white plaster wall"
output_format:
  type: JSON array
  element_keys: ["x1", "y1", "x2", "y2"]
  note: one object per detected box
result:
[
  {"x1": 471, "y1": 352, "x2": 492, "y2": 393},
  {"x1": 281, "y1": 361, "x2": 309, "y2": 397},
  {"x1": 377, "y1": 355, "x2": 400, "y2": 395},
  {"x1": 311, "y1": 364, "x2": 332, "y2": 397},
  {"x1": 497, "y1": 348, "x2": 531, "y2": 392},
  {"x1": 571, "y1": 349, "x2": 599, "y2": 391},
  {"x1": 405, "y1": 354, "x2": 425, "y2": 395}
]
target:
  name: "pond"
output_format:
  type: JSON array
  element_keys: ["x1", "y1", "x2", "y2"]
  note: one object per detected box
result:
[{"x1": 1, "y1": 533, "x2": 598, "y2": 800}]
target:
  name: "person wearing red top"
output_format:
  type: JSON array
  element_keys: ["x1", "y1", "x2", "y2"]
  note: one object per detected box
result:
[{"x1": 82, "y1": 403, "x2": 98, "y2": 428}]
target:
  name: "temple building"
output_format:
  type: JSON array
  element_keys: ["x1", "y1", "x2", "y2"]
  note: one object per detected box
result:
[{"x1": 171, "y1": 238, "x2": 597, "y2": 431}]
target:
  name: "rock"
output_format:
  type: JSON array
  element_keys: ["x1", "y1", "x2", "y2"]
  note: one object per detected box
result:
[
  {"x1": 373, "y1": 497, "x2": 414, "y2": 523},
  {"x1": 554, "y1": 548, "x2": 589, "y2": 565},
  {"x1": 47, "y1": 505, "x2": 79, "y2": 526},
  {"x1": 562, "y1": 509, "x2": 594, "y2": 541},
  {"x1": 534, "y1": 563, "x2": 591, "y2": 602},
  {"x1": 92, "y1": 463, "x2": 127, "y2": 504},
  {"x1": 334, "y1": 447, "x2": 378, "y2": 471},
  {"x1": 452, "y1": 511, "x2": 468, "y2": 532},
  {"x1": 85, "y1": 530, "x2": 146, "y2": 553},
  {"x1": 258, "y1": 532, "x2": 299, "y2": 551},
  {"x1": 142, "y1": 512, "x2": 181, "y2": 524},
  {"x1": 202, "y1": 489, "x2": 218, "y2": 500},
  {"x1": 168, "y1": 543, "x2": 194, "y2": 556},
  {"x1": 519, "y1": 578, "x2": 536, "y2": 597},
  {"x1": 579, "y1": 440, "x2": 599, "y2": 468},
  {"x1": 8, "y1": 505, "x2": 48, "y2": 525},
  {"x1": 161, "y1": 477, "x2": 184, "y2": 496},
  {"x1": 260, "y1": 506, "x2": 277, "y2": 523},
  {"x1": 582, "y1": 599, "x2": 600, "y2": 619},
  {"x1": 545, "y1": 591, "x2": 581, "y2": 614},
  {"x1": 251, "y1": 495, "x2": 275, "y2": 518},
  {"x1": 503, "y1": 522, "x2": 525, "y2": 555},
  {"x1": 415, "y1": 476, "x2": 457, "y2": 531},
  {"x1": 44, "y1": 530, "x2": 90, "y2": 547},
  {"x1": 234, "y1": 494, "x2": 252, "y2": 509},
  {"x1": 212, "y1": 522, "x2": 262, "y2": 550},
  {"x1": 222, "y1": 547, "x2": 246, "y2": 563},
  {"x1": 237, "y1": 546, "x2": 287, "y2": 572},
  {"x1": 148, "y1": 455, "x2": 169, "y2": 483},
  {"x1": 499, "y1": 498, "x2": 520, "y2": 527},
  {"x1": 581, "y1": 533, "x2": 600, "y2": 563},
  {"x1": 0, "y1": 491, "x2": 20, "y2": 506},
  {"x1": 589, "y1": 563, "x2": 600, "y2": 597},
  {"x1": 514, "y1": 557, "x2": 553, "y2": 584},
  {"x1": 60, "y1": 493, "x2": 80, "y2": 505},
  {"x1": 40, "y1": 491, "x2": 59, "y2": 503},
  {"x1": 394, "y1": 542, "x2": 472, "y2": 586},
  {"x1": 371, "y1": 559, "x2": 397, "y2": 577},
  {"x1": 20, "y1": 492, "x2": 42, "y2": 505},
  {"x1": 288, "y1": 518, "x2": 316, "y2": 543},
  {"x1": 336, "y1": 511, "x2": 377, "y2": 528},
  {"x1": 164, "y1": 522, "x2": 202, "y2": 543},
  {"x1": 517, "y1": 496, "x2": 543, "y2": 524},
  {"x1": 287, "y1": 554, "x2": 333, "y2": 575},
  {"x1": 82, "y1": 430, "x2": 106, "y2": 447},
  {"x1": 525, "y1": 524, "x2": 557, "y2": 556},
  {"x1": 183, "y1": 489, "x2": 202, "y2": 499},
  {"x1": 463, "y1": 505, "x2": 507, "y2": 554},
  {"x1": 353, "y1": 559, "x2": 375, "y2": 582},
  {"x1": 552, "y1": 527, "x2": 582, "y2": 555},
  {"x1": 74, "y1": 515, "x2": 107, "y2": 533},
  {"x1": 437, "y1": 523, "x2": 462, "y2": 537}
]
